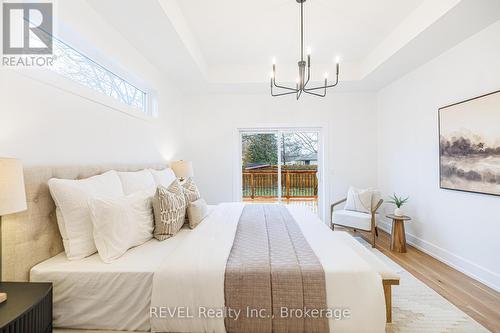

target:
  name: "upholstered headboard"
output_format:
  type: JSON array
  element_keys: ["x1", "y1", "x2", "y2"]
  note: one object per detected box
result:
[{"x1": 1, "y1": 164, "x2": 166, "y2": 281}]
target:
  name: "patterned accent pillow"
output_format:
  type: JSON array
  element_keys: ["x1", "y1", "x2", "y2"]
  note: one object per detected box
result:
[
  {"x1": 182, "y1": 178, "x2": 201, "y2": 203},
  {"x1": 152, "y1": 181, "x2": 187, "y2": 240}
]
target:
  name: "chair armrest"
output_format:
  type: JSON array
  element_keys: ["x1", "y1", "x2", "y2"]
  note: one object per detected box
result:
[
  {"x1": 330, "y1": 198, "x2": 347, "y2": 218},
  {"x1": 331, "y1": 198, "x2": 347, "y2": 211},
  {"x1": 372, "y1": 199, "x2": 383, "y2": 214}
]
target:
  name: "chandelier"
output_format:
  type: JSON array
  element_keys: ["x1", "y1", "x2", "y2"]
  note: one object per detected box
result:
[{"x1": 270, "y1": 0, "x2": 340, "y2": 100}]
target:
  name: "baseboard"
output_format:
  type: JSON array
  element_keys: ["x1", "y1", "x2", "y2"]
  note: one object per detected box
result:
[{"x1": 378, "y1": 221, "x2": 500, "y2": 292}]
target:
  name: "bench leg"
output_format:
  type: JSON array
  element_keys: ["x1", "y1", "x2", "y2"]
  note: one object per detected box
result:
[{"x1": 384, "y1": 283, "x2": 392, "y2": 323}]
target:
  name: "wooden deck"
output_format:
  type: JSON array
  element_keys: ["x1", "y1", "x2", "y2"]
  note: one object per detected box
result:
[{"x1": 243, "y1": 197, "x2": 318, "y2": 215}]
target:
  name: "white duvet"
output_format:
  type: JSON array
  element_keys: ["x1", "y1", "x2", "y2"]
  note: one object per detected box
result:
[
  {"x1": 32, "y1": 203, "x2": 389, "y2": 332},
  {"x1": 150, "y1": 203, "x2": 387, "y2": 333}
]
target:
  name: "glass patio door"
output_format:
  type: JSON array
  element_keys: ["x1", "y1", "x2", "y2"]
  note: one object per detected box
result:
[
  {"x1": 241, "y1": 132, "x2": 281, "y2": 203},
  {"x1": 240, "y1": 129, "x2": 320, "y2": 215},
  {"x1": 279, "y1": 131, "x2": 319, "y2": 214}
]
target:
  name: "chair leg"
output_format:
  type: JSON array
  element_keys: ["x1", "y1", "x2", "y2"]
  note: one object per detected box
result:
[
  {"x1": 371, "y1": 214, "x2": 376, "y2": 247},
  {"x1": 375, "y1": 227, "x2": 379, "y2": 237}
]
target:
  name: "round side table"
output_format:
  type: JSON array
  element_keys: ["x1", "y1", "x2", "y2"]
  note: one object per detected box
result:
[
  {"x1": 0, "y1": 282, "x2": 53, "y2": 333},
  {"x1": 386, "y1": 214, "x2": 411, "y2": 253}
]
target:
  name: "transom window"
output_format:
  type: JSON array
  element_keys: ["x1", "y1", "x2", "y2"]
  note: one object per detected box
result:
[
  {"x1": 50, "y1": 37, "x2": 148, "y2": 113},
  {"x1": 29, "y1": 26, "x2": 151, "y2": 115}
]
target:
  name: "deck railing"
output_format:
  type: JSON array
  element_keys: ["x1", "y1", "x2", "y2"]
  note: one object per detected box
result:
[{"x1": 242, "y1": 168, "x2": 318, "y2": 199}]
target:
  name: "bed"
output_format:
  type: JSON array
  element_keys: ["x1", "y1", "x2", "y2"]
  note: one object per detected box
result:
[{"x1": 2, "y1": 165, "x2": 399, "y2": 333}]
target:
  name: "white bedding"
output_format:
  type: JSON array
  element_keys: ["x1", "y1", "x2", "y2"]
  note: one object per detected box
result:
[
  {"x1": 150, "y1": 203, "x2": 389, "y2": 333},
  {"x1": 32, "y1": 203, "x2": 395, "y2": 333},
  {"x1": 31, "y1": 237, "x2": 163, "y2": 331},
  {"x1": 30, "y1": 206, "x2": 217, "y2": 331}
]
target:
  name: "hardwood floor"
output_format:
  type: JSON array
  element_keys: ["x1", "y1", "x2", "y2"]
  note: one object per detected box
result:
[{"x1": 343, "y1": 227, "x2": 500, "y2": 333}]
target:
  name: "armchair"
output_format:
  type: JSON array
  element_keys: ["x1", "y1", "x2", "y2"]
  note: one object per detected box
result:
[{"x1": 330, "y1": 190, "x2": 383, "y2": 247}]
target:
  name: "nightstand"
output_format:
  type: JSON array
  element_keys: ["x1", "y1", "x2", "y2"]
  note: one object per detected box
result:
[
  {"x1": 0, "y1": 282, "x2": 52, "y2": 333},
  {"x1": 386, "y1": 214, "x2": 412, "y2": 253}
]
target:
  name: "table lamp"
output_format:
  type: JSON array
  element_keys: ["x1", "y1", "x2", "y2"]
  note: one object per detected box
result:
[
  {"x1": 171, "y1": 160, "x2": 194, "y2": 182},
  {"x1": 0, "y1": 158, "x2": 28, "y2": 303}
]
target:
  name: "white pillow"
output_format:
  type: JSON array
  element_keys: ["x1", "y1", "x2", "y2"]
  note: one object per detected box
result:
[
  {"x1": 48, "y1": 170, "x2": 124, "y2": 260},
  {"x1": 89, "y1": 191, "x2": 154, "y2": 263},
  {"x1": 371, "y1": 190, "x2": 382, "y2": 210},
  {"x1": 345, "y1": 187, "x2": 373, "y2": 214},
  {"x1": 118, "y1": 170, "x2": 156, "y2": 195},
  {"x1": 149, "y1": 168, "x2": 176, "y2": 187},
  {"x1": 187, "y1": 198, "x2": 209, "y2": 229}
]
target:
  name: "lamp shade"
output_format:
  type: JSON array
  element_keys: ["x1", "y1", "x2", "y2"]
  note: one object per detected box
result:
[
  {"x1": 0, "y1": 158, "x2": 27, "y2": 216},
  {"x1": 171, "y1": 160, "x2": 194, "y2": 179}
]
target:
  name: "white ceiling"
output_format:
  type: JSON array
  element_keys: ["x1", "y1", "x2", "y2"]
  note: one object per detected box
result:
[
  {"x1": 89, "y1": 0, "x2": 500, "y2": 93},
  {"x1": 176, "y1": 0, "x2": 423, "y2": 66}
]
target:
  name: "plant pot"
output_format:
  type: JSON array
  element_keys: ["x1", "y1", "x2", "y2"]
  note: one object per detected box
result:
[{"x1": 394, "y1": 208, "x2": 403, "y2": 216}]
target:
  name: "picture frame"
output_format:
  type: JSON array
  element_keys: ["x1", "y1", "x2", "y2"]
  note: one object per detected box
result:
[{"x1": 438, "y1": 90, "x2": 500, "y2": 197}]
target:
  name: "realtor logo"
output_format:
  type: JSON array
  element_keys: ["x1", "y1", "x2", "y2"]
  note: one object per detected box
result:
[{"x1": 3, "y1": 3, "x2": 53, "y2": 55}]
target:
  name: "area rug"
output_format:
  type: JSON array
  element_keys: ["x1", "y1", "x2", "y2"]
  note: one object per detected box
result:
[
  {"x1": 354, "y1": 237, "x2": 490, "y2": 333},
  {"x1": 55, "y1": 239, "x2": 490, "y2": 333}
]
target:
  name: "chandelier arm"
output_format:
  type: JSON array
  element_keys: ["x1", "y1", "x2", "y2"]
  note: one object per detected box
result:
[
  {"x1": 273, "y1": 78, "x2": 299, "y2": 92},
  {"x1": 271, "y1": 79, "x2": 298, "y2": 96},
  {"x1": 272, "y1": 90, "x2": 299, "y2": 97},
  {"x1": 304, "y1": 89, "x2": 326, "y2": 97},
  {"x1": 303, "y1": 75, "x2": 339, "y2": 92}
]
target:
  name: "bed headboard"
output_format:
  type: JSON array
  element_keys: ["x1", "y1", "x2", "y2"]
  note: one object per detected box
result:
[{"x1": 1, "y1": 164, "x2": 166, "y2": 281}]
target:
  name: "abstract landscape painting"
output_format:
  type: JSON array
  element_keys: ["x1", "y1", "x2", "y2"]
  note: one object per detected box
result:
[{"x1": 439, "y1": 90, "x2": 500, "y2": 196}]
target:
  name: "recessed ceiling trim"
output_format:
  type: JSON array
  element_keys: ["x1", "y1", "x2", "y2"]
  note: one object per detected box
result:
[
  {"x1": 157, "y1": 0, "x2": 209, "y2": 80},
  {"x1": 361, "y1": 0, "x2": 462, "y2": 77}
]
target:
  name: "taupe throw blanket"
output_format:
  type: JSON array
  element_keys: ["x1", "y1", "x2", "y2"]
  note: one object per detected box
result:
[{"x1": 224, "y1": 205, "x2": 329, "y2": 333}]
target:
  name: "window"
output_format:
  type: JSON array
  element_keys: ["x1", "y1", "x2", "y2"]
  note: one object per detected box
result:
[
  {"x1": 29, "y1": 26, "x2": 151, "y2": 115},
  {"x1": 50, "y1": 37, "x2": 148, "y2": 113}
]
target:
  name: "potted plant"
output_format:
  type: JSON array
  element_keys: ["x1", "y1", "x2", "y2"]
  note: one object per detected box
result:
[{"x1": 388, "y1": 193, "x2": 409, "y2": 216}]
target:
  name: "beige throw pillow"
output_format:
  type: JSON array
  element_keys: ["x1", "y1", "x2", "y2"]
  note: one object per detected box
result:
[
  {"x1": 187, "y1": 198, "x2": 209, "y2": 229},
  {"x1": 345, "y1": 187, "x2": 373, "y2": 214},
  {"x1": 152, "y1": 181, "x2": 187, "y2": 240},
  {"x1": 182, "y1": 178, "x2": 201, "y2": 203},
  {"x1": 182, "y1": 178, "x2": 201, "y2": 224}
]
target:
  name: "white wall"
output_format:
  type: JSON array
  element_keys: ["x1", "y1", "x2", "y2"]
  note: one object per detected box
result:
[
  {"x1": 180, "y1": 92, "x2": 378, "y2": 219},
  {"x1": 377, "y1": 20, "x2": 500, "y2": 291},
  {"x1": 0, "y1": 0, "x2": 183, "y2": 166}
]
